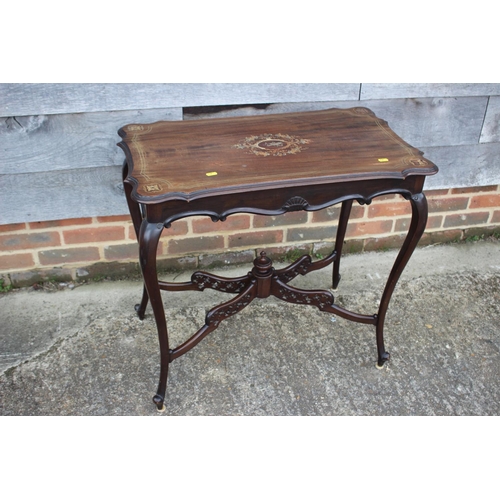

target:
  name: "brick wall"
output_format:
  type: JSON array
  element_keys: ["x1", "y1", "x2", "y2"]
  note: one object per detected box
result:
[{"x1": 1, "y1": 185, "x2": 499, "y2": 288}]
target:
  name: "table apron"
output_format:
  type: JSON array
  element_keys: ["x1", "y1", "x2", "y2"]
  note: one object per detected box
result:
[{"x1": 142, "y1": 176, "x2": 426, "y2": 226}]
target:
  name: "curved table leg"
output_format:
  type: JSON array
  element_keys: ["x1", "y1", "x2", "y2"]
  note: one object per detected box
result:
[
  {"x1": 332, "y1": 199, "x2": 353, "y2": 290},
  {"x1": 139, "y1": 220, "x2": 169, "y2": 411},
  {"x1": 135, "y1": 286, "x2": 149, "y2": 320},
  {"x1": 123, "y1": 161, "x2": 150, "y2": 318},
  {"x1": 375, "y1": 192, "x2": 428, "y2": 368}
]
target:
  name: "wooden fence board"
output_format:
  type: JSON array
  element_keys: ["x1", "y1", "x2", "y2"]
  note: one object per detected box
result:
[
  {"x1": 480, "y1": 96, "x2": 500, "y2": 143},
  {"x1": 361, "y1": 83, "x2": 500, "y2": 100},
  {"x1": 2, "y1": 96, "x2": 487, "y2": 176},
  {"x1": 1, "y1": 143, "x2": 500, "y2": 224},
  {"x1": 0, "y1": 83, "x2": 361, "y2": 117},
  {"x1": 423, "y1": 142, "x2": 500, "y2": 190},
  {"x1": 184, "y1": 97, "x2": 488, "y2": 148},
  {"x1": 0, "y1": 166, "x2": 127, "y2": 225},
  {"x1": 0, "y1": 107, "x2": 182, "y2": 175}
]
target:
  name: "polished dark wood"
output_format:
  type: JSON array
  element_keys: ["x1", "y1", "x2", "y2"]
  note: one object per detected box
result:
[
  {"x1": 118, "y1": 107, "x2": 436, "y2": 203},
  {"x1": 118, "y1": 107, "x2": 438, "y2": 411}
]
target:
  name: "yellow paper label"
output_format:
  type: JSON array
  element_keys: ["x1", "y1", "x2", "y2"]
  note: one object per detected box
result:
[
  {"x1": 206, "y1": 172, "x2": 218, "y2": 176},
  {"x1": 378, "y1": 158, "x2": 389, "y2": 162}
]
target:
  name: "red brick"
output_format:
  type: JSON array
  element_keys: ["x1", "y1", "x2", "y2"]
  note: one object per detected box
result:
[
  {"x1": 428, "y1": 197, "x2": 469, "y2": 213},
  {"x1": 168, "y1": 236, "x2": 224, "y2": 255},
  {"x1": 0, "y1": 223, "x2": 27, "y2": 233},
  {"x1": 371, "y1": 194, "x2": 398, "y2": 202},
  {"x1": 394, "y1": 217, "x2": 411, "y2": 233},
  {"x1": 368, "y1": 202, "x2": 411, "y2": 218},
  {"x1": 228, "y1": 230, "x2": 283, "y2": 248},
  {"x1": 29, "y1": 218, "x2": 93, "y2": 229},
  {"x1": 345, "y1": 220, "x2": 393, "y2": 238},
  {"x1": 0, "y1": 231, "x2": 61, "y2": 251},
  {"x1": 287, "y1": 226, "x2": 335, "y2": 242},
  {"x1": 192, "y1": 215, "x2": 250, "y2": 234},
  {"x1": 395, "y1": 215, "x2": 442, "y2": 233},
  {"x1": 253, "y1": 211, "x2": 307, "y2": 228},
  {"x1": 0, "y1": 253, "x2": 35, "y2": 271},
  {"x1": 443, "y1": 212, "x2": 490, "y2": 228},
  {"x1": 311, "y1": 204, "x2": 365, "y2": 223},
  {"x1": 104, "y1": 243, "x2": 139, "y2": 261},
  {"x1": 38, "y1": 247, "x2": 100, "y2": 266},
  {"x1": 450, "y1": 185, "x2": 497, "y2": 195},
  {"x1": 125, "y1": 220, "x2": 189, "y2": 240},
  {"x1": 419, "y1": 230, "x2": 462, "y2": 245},
  {"x1": 469, "y1": 194, "x2": 500, "y2": 209},
  {"x1": 96, "y1": 215, "x2": 131, "y2": 223},
  {"x1": 426, "y1": 215, "x2": 443, "y2": 230},
  {"x1": 127, "y1": 224, "x2": 138, "y2": 240},
  {"x1": 364, "y1": 234, "x2": 406, "y2": 252},
  {"x1": 63, "y1": 226, "x2": 125, "y2": 244},
  {"x1": 492, "y1": 211, "x2": 500, "y2": 223},
  {"x1": 426, "y1": 189, "x2": 451, "y2": 197},
  {"x1": 162, "y1": 220, "x2": 189, "y2": 236}
]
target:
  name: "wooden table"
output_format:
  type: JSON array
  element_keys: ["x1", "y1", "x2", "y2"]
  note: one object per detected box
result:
[{"x1": 118, "y1": 107, "x2": 438, "y2": 411}]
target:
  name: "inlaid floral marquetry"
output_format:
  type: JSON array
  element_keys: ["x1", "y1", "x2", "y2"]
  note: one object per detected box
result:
[
  {"x1": 118, "y1": 107, "x2": 438, "y2": 203},
  {"x1": 232, "y1": 133, "x2": 310, "y2": 157}
]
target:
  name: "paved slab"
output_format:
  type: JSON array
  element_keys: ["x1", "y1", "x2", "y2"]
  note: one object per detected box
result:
[{"x1": 1, "y1": 240, "x2": 499, "y2": 415}]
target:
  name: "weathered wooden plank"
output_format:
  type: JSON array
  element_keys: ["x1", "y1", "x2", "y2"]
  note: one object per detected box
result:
[
  {"x1": 0, "y1": 107, "x2": 182, "y2": 175},
  {"x1": 2, "y1": 143, "x2": 499, "y2": 225},
  {"x1": 361, "y1": 83, "x2": 500, "y2": 100},
  {"x1": 183, "y1": 101, "x2": 349, "y2": 119},
  {"x1": 361, "y1": 97, "x2": 487, "y2": 148},
  {"x1": 0, "y1": 166, "x2": 128, "y2": 225},
  {"x1": 423, "y1": 143, "x2": 500, "y2": 190},
  {"x1": 2, "y1": 96, "x2": 486, "y2": 176},
  {"x1": 480, "y1": 96, "x2": 500, "y2": 143},
  {"x1": 0, "y1": 83, "x2": 361, "y2": 117},
  {"x1": 184, "y1": 97, "x2": 488, "y2": 148}
]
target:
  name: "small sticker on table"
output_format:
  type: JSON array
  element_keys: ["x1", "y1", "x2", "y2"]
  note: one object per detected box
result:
[
  {"x1": 206, "y1": 172, "x2": 218, "y2": 176},
  {"x1": 378, "y1": 158, "x2": 389, "y2": 162}
]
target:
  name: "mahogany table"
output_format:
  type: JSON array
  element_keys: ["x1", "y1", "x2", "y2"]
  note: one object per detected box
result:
[{"x1": 118, "y1": 107, "x2": 438, "y2": 411}]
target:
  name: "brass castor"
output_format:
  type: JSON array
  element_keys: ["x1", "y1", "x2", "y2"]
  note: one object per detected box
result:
[
  {"x1": 376, "y1": 352, "x2": 390, "y2": 369},
  {"x1": 153, "y1": 394, "x2": 166, "y2": 412}
]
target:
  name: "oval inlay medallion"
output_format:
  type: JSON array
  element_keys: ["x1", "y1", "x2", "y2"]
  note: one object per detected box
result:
[{"x1": 233, "y1": 133, "x2": 310, "y2": 157}]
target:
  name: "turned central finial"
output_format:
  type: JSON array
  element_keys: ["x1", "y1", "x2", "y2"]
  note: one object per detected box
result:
[
  {"x1": 252, "y1": 251, "x2": 273, "y2": 279},
  {"x1": 256, "y1": 251, "x2": 272, "y2": 267},
  {"x1": 251, "y1": 251, "x2": 274, "y2": 298}
]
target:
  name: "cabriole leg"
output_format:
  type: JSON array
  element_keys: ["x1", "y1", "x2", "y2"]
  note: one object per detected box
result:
[
  {"x1": 123, "y1": 161, "x2": 150, "y2": 318},
  {"x1": 375, "y1": 192, "x2": 428, "y2": 368},
  {"x1": 139, "y1": 220, "x2": 169, "y2": 411}
]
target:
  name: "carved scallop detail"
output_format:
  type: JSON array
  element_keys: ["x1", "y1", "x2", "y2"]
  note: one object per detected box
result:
[{"x1": 281, "y1": 196, "x2": 310, "y2": 212}]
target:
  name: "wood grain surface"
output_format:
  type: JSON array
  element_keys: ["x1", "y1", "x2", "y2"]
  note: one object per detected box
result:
[{"x1": 119, "y1": 107, "x2": 438, "y2": 203}]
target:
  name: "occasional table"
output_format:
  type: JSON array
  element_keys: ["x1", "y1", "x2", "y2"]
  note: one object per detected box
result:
[{"x1": 118, "y1": 107, "x2": 438, "y2": 411}]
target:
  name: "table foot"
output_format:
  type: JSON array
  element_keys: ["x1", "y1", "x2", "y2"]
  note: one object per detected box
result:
[
  {"x1": 134, "y1": 285, "x2": 149, "y2": 320},
  {"x1": 376, "y1": 351, "x2": 390, "y2": 369},
  {"x1": 135, "y1": 304, "x2": 145, "y2": 320},
  {"x1": 332, "y1": 273, "x2": 341, "y2": 291},
  {"x1": 153, "y1": 394, "x2": 166, "y2": 412}
]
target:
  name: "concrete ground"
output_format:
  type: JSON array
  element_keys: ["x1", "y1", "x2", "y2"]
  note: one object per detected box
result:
[{"x1": 1, "y1": 240, "x2": 499, "y2": 416}]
